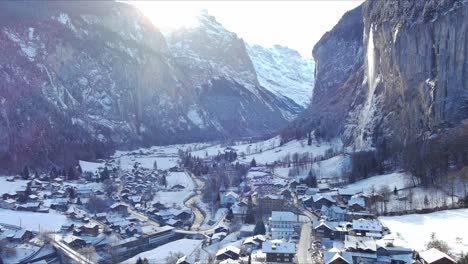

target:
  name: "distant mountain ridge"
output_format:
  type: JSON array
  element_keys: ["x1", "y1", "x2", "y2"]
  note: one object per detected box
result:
[
  {"x1": 246, "y1": 44, "x2": 315, "y2": 108},
  {"x1": 0, "y1": 2, "x2": 311, "y2": 170}
]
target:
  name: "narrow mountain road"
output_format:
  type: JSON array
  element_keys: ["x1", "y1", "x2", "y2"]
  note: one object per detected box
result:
[
  {"x1": 297, "y1": 221, "x2": 313, "y2": 264},
  {"x1": 184, "y1": 170, "x2": 207, "y2": 231}
]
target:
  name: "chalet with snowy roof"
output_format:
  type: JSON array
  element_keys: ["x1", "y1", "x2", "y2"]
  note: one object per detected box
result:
[
  {"x1": 347, "y1": 196, "x2": 366, "y2": 212},
  {"x1": 262, "y1": 240, "x2": 296, "y2": 263},
  {"x1": 344, "y1": 235, "x2": 377, "y2": 262},
  {"x1": 63, "y1": 235, "x2": 87, "y2": 249},
  {"x1": 216, "y1": 246, "x2": 240, "y2": 261},
  {"x1": 17, "y1": 202, "x2": 40, "y2": 212},
  {"x1": 345, "y1": 211, "x2": 376, "y2": 221},
  {"x1": 61, "y1": 223, "x2": 75, "y2": 232},
  {"x1": 349, "y1": 219, "x2": 383, "y2": 238},
  {"x1": 337, "y1": 189, "x2": 362, "y2": 202},
  {"x1": 0, "y1": 199, "x2": 16, "y2": 209},
  {"x1": 50, "y1": 198, "x2": 69, "y2": 211},
  {"x1": 212, "y1": 232, "x2": 227, "y2": 243},
  {"x1": 110, "y1": 203, "x2": 129, "y2": 215},
  {"x1": 165, "y1": 218, "x2": 183, "y2": 228},
  {"x1": 220, "y1": 185, "x2": 239, "y2": 207},
  {"x1": 8, "y1": 229, "x2": 33, "y2": 243},
  {"x1": 323, "y1": 251, "x2": 353, "y2": 264},
  {"x1": 314, "y1": 220, "x2": 338, "y2": 240},
  {"x1": 239, "y1": 224, "x2": 256, "y2": 238},
  {"x1": 311, "y1": 194, "x2": 337, "y2": 209},
  {"x1": 168, "y1": 208, "x2": 191, "y2": 220},
  {"x1": 321, "y1": 205, "x2": 346, "y2": 221},
  {"x1": 419, "y1": 248, "x2": 455, "y2": 264},
  {"x1": 376, "y1": 244, "x2": 413, "y2": 264},
  {"x1": 80, "y1": 223, "x2": 100, "y2": 236},
  {"x1": 2, "y1": 190, "x2": 17, "y2": 200},
  {"x1": 243, "y1": 235, "x2": 266, "y2": 250}
]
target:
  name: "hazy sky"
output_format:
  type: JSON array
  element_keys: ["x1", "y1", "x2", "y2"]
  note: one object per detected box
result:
[{"x1": 132, "y1": 1, "x2": 364, "y2": 59}]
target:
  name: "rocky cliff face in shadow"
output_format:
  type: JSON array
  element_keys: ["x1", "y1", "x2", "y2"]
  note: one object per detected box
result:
[{"x1": 300, "y1": 0, "x2": 467, "y2": 149}]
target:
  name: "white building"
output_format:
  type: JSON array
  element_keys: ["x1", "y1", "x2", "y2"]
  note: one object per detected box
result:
[
  {"x1": 270, "y1": 211, "x2": 297, "y2": 240},
  {"x1": 220, "y1": 185, "x2": 239, "y2": 207}
]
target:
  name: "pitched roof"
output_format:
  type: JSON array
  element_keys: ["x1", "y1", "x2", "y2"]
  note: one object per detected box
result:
[
  {"x1": 216, "y1": 246, "x2": 241, "y2": 256},
  {"x1": 323, "y1": 252, "x2": 352, "y2": 264},
  {"x1": 344, "y1": 235, "x2": 377, "y2": 252},
  {"x1": 262, "y1": 241, "x2": 295, "y2": 254},
  {"x1": 313, "y1": 194, "x2": 336, "y2": 203},
  {"x1": 271, "y1": 211, "x2": 296, "y2": 222},
  {"x1": 351, "y1": 219, "x2": 382, "y2": 232},
  {"x1": 420, "y1": 248, "x2": 455, "y2": 263}
]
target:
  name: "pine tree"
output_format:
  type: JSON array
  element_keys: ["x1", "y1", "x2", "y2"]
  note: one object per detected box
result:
[
  {"x1": 305, "y1": 170, "x2": 318, "y2": 188},
  {"x1": 77, "y1": 197, "x2": 82, "y2": 205},
  {"x1": 245, "y1": 197, "x2": 255, "y2": 224},
  {"x1": 307, "y1": 132, "x2": 312, "y2": 146},
  {"x1": 161, "y1": 174, "x2": 167, "y2": 188},
  {"x1": 25, "y1": 182, "x2": 32, "y2": 196},
  {"x1": 100, "y1": 167, "x2": 110, "y2": 181},
  {"x1": 226, "y1": 208, "x2": 234, "y2": 221},
  {"x1": 22, "y1": 165, "x2": 30, "y2": 180},
  {"x1": 393, "y1": 186, "x2": 398, "y2": 196},
  {"x1": 250, "y1": 158, "x2": 257, "y2": 167},
  {"x1": 424, "y1": 195, "x2": 430, "y2": 208},
  {"x1": 253, "y1": 220, "x2": 266, "y2": 235},
  {"x1": 153, "y1": 160, "x2": 158, "y2": 170},
  {"x1": 68, "y1": 166, "x2": 75, "y2": 180},
  {"x1": 135, "y1": 257, "x2": 144, "y2": 264}
]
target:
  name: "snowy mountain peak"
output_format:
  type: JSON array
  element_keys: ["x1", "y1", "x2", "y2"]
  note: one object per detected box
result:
[{"x1": 246, "y1": 43, "x2": 315, "y2": 107}]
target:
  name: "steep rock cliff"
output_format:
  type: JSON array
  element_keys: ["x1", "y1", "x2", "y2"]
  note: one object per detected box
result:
[{"x1": 301, "y1": 0, "x2": 467, "y2": 149}]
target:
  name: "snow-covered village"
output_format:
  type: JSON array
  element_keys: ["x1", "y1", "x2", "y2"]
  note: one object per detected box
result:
[
  {"x1": 1, "y1": 0, "x2": 468, "y2": 263},
  {"x1": 1, "y1": 135, "x2": 467, "y2": 263}
]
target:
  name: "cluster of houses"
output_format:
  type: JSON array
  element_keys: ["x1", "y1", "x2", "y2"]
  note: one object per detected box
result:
[
  {"x1": 119, "y1": 166, "x2": 193, "y2": 228},
  {"x1": 296, "y1": 185, "x2": 457, "y2": 264},
  {"x1": 0, "y1": 166, "x2": 184, "y2": 263},
  {"x1": 206, "y1": 210, "x2": 299, "y2": 264},
  {"x1": 219, "y1": 167, "x2": 294, "y2": 218}
]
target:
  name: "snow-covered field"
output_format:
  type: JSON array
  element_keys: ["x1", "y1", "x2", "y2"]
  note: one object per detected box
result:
[
  {"x1": 79, "y1": 160, "x2": 105, "y2": 173},
  {"x1": 190, "y1": 136, "x2": 342, "y2": 165},
  {"x1": 341, "y1": 172, "x2": 410, "y2": 194},
  {"x1": 380, "y1": 209, "x2": 468, "y2": 256},
  {"x1": 312, "y1": 154, "x2": 350, "y2": 180},
  {"x1": 154, "y1": 172, "x2": 195, "y2": 209},
  {"x1": 121, "y1": 239, "x2": 203, "y2": 263},
  {"x1": 0, "y1": 209, "x2": 69, "y2": 232},
  {"x1": 0, "y1": 177, "x2": 29, "y2": 194}
]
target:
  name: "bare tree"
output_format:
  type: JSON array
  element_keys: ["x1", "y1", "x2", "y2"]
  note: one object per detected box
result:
[
  {"x1": 379, "y1": 185, "x2": 391, "y2": 214},
  {"x1": 78, "y1": 246, "x2": 97, "y2": 263},
  {"x1": 426, "y1": 233, "x2": 450, "y2": 254}
]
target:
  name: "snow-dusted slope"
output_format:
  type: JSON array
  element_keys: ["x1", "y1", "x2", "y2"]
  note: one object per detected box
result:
[
  {"x1": 247, "y1": 44, "x2": 315, "y2": 107},
  {"x1": 0, "y1": 5, "x2": 300, "y2": 169}
]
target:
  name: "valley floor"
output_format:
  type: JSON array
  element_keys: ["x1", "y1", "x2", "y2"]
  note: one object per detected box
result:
[{"x1": 380, "y1": 208, "x2": 468, "y2": 256}]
